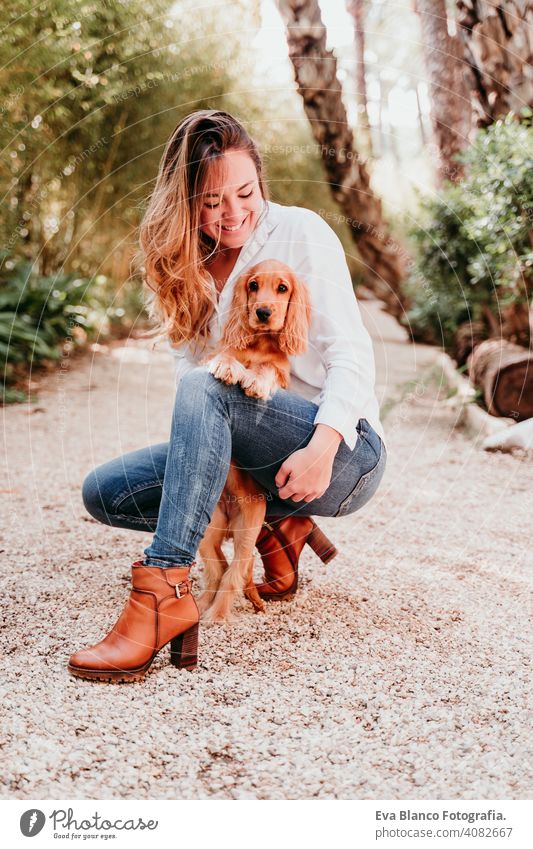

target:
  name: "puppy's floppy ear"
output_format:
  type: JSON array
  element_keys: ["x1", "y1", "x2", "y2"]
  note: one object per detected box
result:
[
  {"x1": 279, "y1": 273, "x2": 312, "y2": 355},
  {"x1": 220, "y1": 272, "x2": 251, "y2": 350}
]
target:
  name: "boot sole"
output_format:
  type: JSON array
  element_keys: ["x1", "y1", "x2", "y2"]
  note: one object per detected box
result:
[
  {"x1": 67, "y1": 662, "x2": 153, "y2": 683},
  {"x1": 67, "y1": 653, "x2": 197, "y2": 683},
  {"x1": 257, "y1": 589, "x2": 297, "y2": 602},
  {"x1": 67, "y1": 622, "x2": 199, "y2": 682}
]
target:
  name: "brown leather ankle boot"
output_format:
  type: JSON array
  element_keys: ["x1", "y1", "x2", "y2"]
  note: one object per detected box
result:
[
  {"x1": 254, "y1": 516, "x2": 338, "y2": 600},
  {"x1": 67, "y1": 561, "x2": 199, "y2": 682}
]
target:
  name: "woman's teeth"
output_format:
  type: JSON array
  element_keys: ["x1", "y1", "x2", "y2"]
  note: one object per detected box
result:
[{"x1": 221, "y1": 217, "x2": 247, "y2": 232}]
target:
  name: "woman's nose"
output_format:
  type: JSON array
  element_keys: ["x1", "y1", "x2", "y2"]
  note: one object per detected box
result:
[{"x1": 221, "y1": 196, "x2": 242, "y2": 217}]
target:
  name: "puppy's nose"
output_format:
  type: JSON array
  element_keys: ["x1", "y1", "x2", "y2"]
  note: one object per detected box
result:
[{"x1": 255, "y1": 307, "x2": 272, "y2": 323}]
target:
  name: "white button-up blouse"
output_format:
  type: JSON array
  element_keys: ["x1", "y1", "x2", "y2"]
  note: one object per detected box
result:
[{"x1": 167, "y1": 198, "x2": 385, "y2": 452}]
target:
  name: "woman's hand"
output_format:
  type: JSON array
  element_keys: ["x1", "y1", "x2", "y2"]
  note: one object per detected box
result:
[
  {"x1": 275, "y1": 446, "x2": 332, "y2": 502},
  {"x1": 275, "y1": 425, "x2": 343, "y2": 503}
]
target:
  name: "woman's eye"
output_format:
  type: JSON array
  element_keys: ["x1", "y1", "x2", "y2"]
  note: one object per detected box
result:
[{"x1": 204, "y1": 190, "x2": 253, "y2": 209}]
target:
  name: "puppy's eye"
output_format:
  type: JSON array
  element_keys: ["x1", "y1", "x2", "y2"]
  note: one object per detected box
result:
[
  {"x1": 249, "y1": 280, "x2": 259, "y2": 291},
  {"x1": 278, "y1": 283, "x2": 288, "y2": 293}
]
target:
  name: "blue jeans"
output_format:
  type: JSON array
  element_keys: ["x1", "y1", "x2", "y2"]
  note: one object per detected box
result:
[{"x1": 82, "y1": 367, "x2": 387, "y2": 567}]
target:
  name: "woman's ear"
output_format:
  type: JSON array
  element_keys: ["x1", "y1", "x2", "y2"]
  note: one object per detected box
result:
[
  {"x1": 221, "y1": 273, "x2": 251, "y2": 350},
  {"x1": 279, "y1": 274, "x2": 312, "y2": 355}
]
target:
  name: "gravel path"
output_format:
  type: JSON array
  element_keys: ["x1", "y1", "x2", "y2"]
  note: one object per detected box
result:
[{"x1": 1, "y1": 300, "x2": 531, "y2": 800}]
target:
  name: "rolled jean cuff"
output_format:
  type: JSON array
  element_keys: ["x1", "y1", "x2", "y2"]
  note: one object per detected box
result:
[{"x1": 143, "y1": 555, "x2": 195, "y2": 568}]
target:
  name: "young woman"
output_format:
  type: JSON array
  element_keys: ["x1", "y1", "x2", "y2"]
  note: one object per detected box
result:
[{"x1": 68, "y1": 109, "x2": 387, "y2": 682}]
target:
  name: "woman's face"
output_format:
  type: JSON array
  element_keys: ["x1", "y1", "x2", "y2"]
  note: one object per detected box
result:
[{"x1": 199, "y1": 149, "x2": 263, "y2": 249}]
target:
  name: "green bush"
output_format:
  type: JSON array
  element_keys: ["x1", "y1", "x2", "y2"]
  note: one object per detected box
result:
[
  {"x1": 0, "y1": 254, "x2": 145, "y2": 402},
  {"x1": 402, "y1": 113, "x2": 533, "y2": 354}
]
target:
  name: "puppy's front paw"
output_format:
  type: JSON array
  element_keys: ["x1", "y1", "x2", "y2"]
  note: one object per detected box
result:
[
  {"x1": 244, "y1": 590, "x2": 266, "y2": 613},
  {"x1": 207, "y1": 354, "x2": 245, "y2": 386},
  {"x1": 196, "y1": 591, "x2": 215, "y2": 616},
  {"x1": 240, "y1": 371, "x2": 273, "y2": 400},
  {"x1": 201, "y1": 605, "x2": 234, "y2": 625}
]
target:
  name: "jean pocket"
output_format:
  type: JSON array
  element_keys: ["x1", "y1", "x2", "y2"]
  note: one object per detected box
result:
[{"x1": 334, "y1": 440, "x2": 387, "y2": 517}]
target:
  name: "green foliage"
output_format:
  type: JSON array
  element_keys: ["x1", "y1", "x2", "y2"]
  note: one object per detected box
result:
[
  {"x1": 0, "y1": 252, "x2": 125, "y2": 402},
  {"x1": 403, "y1": 114, "x2": 533, "y2": 349},
  {"x1": 0, "y1": 0, "x2": 260, "y2": 277},
  {"x1": 1, "y1": 255, "x2": 83, "y2": 400}
]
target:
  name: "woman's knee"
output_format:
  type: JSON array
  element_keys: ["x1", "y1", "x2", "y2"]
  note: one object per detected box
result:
[
  {"x1": 179, "y1": 365, "x2": 213, "y2": 390},
  {"x1": 81, "y1": 467, "x2": 114, "y2": 525},
  {"x1": 179, "y1": 365, "x2": 243, "y2": 399},
  {"x1": 333, "y1": 443, "x2": 387, "y2": 517}
]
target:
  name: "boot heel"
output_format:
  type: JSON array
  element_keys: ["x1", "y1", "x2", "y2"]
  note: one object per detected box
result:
[
  {"x1": 170, "y1": 622, "x2": 199, "y2": 670},
  {"x1": 307, "y1": 523, "x2": 338, "y2": 564}
]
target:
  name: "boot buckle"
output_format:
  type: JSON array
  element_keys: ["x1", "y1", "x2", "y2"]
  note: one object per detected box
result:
[{"x1": 175, "y1": 579, "x2": 190, "y2": 598}]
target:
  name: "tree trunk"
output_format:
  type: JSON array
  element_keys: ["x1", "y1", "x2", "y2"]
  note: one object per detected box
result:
[
  {"x1": 453, "y1": 300, "x2": 532, "y2": 367},
  {"x1": 346, "y1": 0, "x2": 373, "y2": 157},
  {"x1": 452, "y1": 319, "x2": 487, "y2": 366},
  {"x1": 376, "y1": 78, "x2": 386, "y2": 157},
  {"x1": 275, "y1": 0, "x2": 408, "y2": 318},
  {"x1": 499, "y1": 300, "x2": 532, "y2": 350},
  {"x1": 415, "y1": 0, "x2": 472, "y2": 183},
  {"x1": 456, "y1": 0, "x2": 533, "y2": 127},
  {"x1": 415, "y1": 84, "x2": 428, "y2": 147},
  {"x1": 467, "y1": 338, "x2": 533, "y2": 420}
]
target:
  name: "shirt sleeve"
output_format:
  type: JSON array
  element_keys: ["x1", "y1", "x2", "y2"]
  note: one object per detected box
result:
[
  {"x1": 165, "y1": 337, "x2": 198, "y2": 387},
  {"x1": 293, "y1": 210, "x2": 377, "y2": 451}
]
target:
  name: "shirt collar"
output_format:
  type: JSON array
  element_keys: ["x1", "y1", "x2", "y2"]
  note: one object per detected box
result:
[{"x1": 236, "y1": 197, "x2": 279, "y2": 265}]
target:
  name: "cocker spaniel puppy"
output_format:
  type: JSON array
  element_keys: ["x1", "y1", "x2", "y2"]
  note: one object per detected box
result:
[
  {"x1": 206, "y1": 258, "x2": 311, "y2": 400},
  {"x1": 196, "y1": 259, "x2": 312, "y2": 623}
]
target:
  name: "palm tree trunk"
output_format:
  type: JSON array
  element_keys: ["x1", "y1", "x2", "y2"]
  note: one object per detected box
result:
[
  {"x1": 415, "y1": 0, "x2": 472, "y2": 183},
  {"x1": 415, "y1": 83, "x2": 428, "y2": 147},
  {"x1": 275, "y1": 0, "x2": 407, "y2": 317},
  {"x1": 456, "y1": 0, "x2": 533, "y2": 127},
  {"x1": 346, "y1": 0, "x2": 373, "y2": 157}
]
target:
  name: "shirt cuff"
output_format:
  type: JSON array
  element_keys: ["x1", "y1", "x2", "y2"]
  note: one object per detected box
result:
[{"x1": 313, "y1": 404, "x2": 359, "y2": 451}]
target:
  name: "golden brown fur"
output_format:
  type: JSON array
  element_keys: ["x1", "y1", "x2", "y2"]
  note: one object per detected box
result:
[
  {"x1": 204, "y1": 259, "x2": 311, "y2": 401},
  {"x1": 196, "y1": 260, "x2": 312, "y2": 622}
]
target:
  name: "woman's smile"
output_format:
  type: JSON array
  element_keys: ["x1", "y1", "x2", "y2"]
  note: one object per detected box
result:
[{"x1": 220, "y1": 214, "x2": 249, "y2": 232}]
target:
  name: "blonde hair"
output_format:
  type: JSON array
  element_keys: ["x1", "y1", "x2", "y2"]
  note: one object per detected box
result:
[{"x1": 136, "y1": 109, "x2": 269, "y2": 354}]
